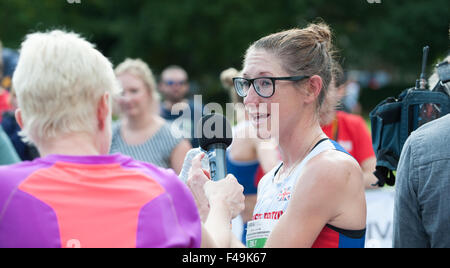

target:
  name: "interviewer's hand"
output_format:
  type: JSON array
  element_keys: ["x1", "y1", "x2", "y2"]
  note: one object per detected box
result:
[
  {"x1": 187, "y1": 153, "x2": 245, "y2": 221},
  {"x1": 188, "y1": 153, "x2": 245, "y2": 248},
  {"x1": 204, "y1": 174, "x2": 245, "y2": 219}
]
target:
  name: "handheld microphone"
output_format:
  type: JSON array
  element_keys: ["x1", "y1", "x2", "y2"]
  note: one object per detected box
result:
[{"x1": 197, "y1": 114, "x2": 233, "y2": 181}]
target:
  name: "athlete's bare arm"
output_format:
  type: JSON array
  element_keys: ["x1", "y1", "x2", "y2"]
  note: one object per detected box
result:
[{"x1": 265, "y1": 151, "x2": 366, "y2": 248}]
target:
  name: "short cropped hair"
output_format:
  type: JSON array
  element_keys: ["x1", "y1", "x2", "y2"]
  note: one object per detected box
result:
[
  {"x1": 12, "y1": 30, "x2": 121, "y2": 145},
  {"x1": 160, "y1": 65, "x2": 188, "y2": 81}
]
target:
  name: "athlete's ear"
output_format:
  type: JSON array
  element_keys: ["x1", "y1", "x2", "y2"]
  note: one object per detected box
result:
[{"x1": 304, "y1": 75, "x2": 323, "y2": 104}]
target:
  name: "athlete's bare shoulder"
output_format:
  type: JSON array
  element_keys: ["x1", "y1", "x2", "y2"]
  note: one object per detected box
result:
[{"x1": 304, "y1": 149, "x2": 363, "y2": 188}]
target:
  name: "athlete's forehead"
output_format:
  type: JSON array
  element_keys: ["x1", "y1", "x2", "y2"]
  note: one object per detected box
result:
[{"x1": 243, "y1": 49, "x2": 287, "y2": 79}]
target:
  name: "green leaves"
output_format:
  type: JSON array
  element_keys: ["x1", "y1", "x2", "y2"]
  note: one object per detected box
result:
[{"x1": 0, "y1": 0, "x2": 447, "y2": 112}]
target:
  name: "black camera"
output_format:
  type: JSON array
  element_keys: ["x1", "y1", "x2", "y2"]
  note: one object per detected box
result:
[
  {"x1": 432, "y1": 59, "x2": 450, "y2": 96},
  {"x1": 370, "y1": 48, "x2": 450, "y2": 187}
]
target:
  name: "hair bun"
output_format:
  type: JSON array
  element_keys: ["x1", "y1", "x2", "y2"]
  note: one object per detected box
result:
[{"x1": 306, "y1": 22, "x2": 332, "y2": 49}]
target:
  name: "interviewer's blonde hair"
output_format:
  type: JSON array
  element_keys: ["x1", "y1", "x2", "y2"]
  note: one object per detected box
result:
[{"x1": 12, "y1": 30, "x2": 121, "y2": 145}]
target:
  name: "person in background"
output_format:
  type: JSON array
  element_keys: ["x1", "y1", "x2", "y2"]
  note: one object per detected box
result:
[
  {"x1": 220, "y1": 67, "x2": 281, "y2": 244},
  {"x1": 393, "y1": 60, "x2": 450, "y2": 247},
  {"x1": 320, "y1": 61, "x2": 378, "y2": 189},
  {"x1": 394, "y1": 114, "x2": 450, "y2": 247},
  {"x1": 0, "y1": 41, "x2": 11, "y2": 123},
  {"x1": 0, "y1": 40, "x2": 19, "y2": 92},
  {"x1": 321, "y1": 61, "x2": 394, "y2": 248},
  {"x1": 110, "y1": 59, "x2": 191, "y2": 174},
  {"x1": 158, "y1": 65, "x2": 205, "y2": 147},
  {"x1": 0, "y1": 89, "x2": 11, "y2": 123},
  {"x1": 0, "y1": 125, "x2": 20, "y2": 165},
  {"x1": 341, "y1": 73, "x2": 361, "y2": 114},
  {"x1": 1, "y1": 87, "x2": 39, "y2": 161},
  {"x1": 0, "y1": 29, "x2": 244, "y2": 248}
]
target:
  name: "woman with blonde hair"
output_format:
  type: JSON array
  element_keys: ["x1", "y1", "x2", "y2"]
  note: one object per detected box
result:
[{"x1": 110, "y1": 59, "x2": 192, "y2": 174}]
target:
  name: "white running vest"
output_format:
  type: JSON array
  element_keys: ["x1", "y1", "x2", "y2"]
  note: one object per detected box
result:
[{"x1": 247, "y1": 139, "x2": 346, "y2": 248}]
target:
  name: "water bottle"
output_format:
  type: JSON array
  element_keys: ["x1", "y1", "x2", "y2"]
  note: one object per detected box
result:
[{"x1": 178, "y1": 147, "x2": 210, "y2": 184}]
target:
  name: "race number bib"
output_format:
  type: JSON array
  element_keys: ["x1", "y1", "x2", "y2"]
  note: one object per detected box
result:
[{"x1": 246, "y1": 219, "x2": 278, "y2": 248}]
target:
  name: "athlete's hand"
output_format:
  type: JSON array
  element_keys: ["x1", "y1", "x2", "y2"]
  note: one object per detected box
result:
[{"x1": 187, "y1": 153, "x2": 211, "y2": 222}]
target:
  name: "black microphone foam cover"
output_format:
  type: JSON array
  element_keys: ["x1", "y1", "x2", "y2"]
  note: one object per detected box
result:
[{"x1": 197, "y1": 113, "x2": 233, "y2": 151}]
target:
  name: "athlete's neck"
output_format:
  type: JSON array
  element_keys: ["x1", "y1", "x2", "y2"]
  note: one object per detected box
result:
[{"x1": 278, "y1": 122, "x2": 326, "y2": 171}]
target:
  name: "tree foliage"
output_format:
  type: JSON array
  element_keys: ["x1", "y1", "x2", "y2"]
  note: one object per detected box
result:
[{"x1": 0, "y1": 0, "x2": 448, "y2": 110}]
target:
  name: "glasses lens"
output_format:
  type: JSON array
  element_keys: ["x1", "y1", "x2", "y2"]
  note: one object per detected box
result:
[
  {"x1": 254, "y1": 78, "x2": 274, "y2": 97},
  {"x1": 234, "y1": 78, "x2": 249, "y2": 97}
]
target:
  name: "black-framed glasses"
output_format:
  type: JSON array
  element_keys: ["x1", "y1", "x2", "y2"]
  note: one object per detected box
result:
[{"x1": 232, "y1": 75, "x2": 310, "y2": 98}]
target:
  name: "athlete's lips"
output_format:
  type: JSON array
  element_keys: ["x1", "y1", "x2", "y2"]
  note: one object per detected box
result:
[{"x1": 249, "y1": 113, "x2": 271, "y2": 125}]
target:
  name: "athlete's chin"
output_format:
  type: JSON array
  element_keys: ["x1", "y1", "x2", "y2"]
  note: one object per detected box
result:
[{"x1": 256, "y1": 128, "x2": 272, "y2": 140}]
